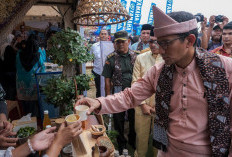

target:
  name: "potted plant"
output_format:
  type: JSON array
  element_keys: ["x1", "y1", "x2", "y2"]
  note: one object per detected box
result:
[
  {"x1": 47, "y1": 28, "x2": 94, "y2": 78},
  {"x1": 42, "y1": 28, "x2": 94, "y2": 115}
]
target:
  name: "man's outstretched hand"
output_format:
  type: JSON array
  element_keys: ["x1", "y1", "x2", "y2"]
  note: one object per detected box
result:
[{"x1": 74, "y1": 97, "x2": 101, "y2": 115}]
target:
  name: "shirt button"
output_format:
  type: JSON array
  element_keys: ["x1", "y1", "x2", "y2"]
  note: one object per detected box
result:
[
  {"x1": 183, "y1": 71, "x2": 186, "y2": 75},
  {"x1": 183, "y1": 95, "x2": 186, "y2": 98},
  {"x1": 183, "y1": 108, "x2": 187, "y2": 111},
  {"x1": 183, "y1": 84, "x2": 186, "y2": 87}
]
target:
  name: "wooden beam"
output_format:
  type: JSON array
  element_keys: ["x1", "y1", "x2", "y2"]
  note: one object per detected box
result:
[{"x1": 36, "y1": 1, "x2": 72, "y2": 6}]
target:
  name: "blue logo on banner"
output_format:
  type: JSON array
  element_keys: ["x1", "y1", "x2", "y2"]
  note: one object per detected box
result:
[
  {"x1": 166, "y1": 0, "x2": 173, "y2": 14},
  {"x1": 134, "y1": 0, "x2": 143, "y2": 24},
  {"x1": 147, "y1": 3, "x2": 156, "y2": 25},
  {"x1": 94, "y1": 26, "x2": 102, "y2": 35},
  {"x1": 136, "y1": 24, "x2": 142, "y2": 35},
  {"x1": 116, "y1": 0, "x2": 127, "y2": 32},
  {"x1": 126, "y1": 1, "x2": 136, "y2": 33},
  {"x1": 121, "y1": 0, "x2": 127, "y2": 8},
  {"x1": 106, "y1": 25, "x2": 111, "y2": 31},
  {"x1": 117, "y1": 23, "x2": 124, "y2": 32}
]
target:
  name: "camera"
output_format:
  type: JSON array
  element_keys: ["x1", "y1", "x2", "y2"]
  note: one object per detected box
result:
[
  {"x1": 195, "y1": 13, "x2": 204, "y2": 23},
  {"x1": 215, "y1": 15, "x2": 224, "y2": 23}
]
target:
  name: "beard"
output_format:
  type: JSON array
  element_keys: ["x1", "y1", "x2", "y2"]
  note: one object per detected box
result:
[{"x1": 212, "y1": 36, "x2": 222, "y2": 43}]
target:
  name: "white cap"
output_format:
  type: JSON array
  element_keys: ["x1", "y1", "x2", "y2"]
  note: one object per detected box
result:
[
  {"x1": 44, "y1": 110, "x2": 49, "y2": 114},
  {"x1": 46, "y1": 125, "x2": 51, "y2": 129}
]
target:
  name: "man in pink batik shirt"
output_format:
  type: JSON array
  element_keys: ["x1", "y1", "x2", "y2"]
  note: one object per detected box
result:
[{"x1": 76, "y1": 6, "x2": 232, "y2": 157}]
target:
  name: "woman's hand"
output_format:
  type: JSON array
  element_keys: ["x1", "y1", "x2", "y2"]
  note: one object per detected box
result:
[
  {"x1": 54, "y1": 121, "x2": 82, "y2": 148},
  {"x1": 46, "y1": 121, "x2": 82, "y2": 157},
  {"x1": 30, "y1": 126, "x2": 56, "y2": 151}
]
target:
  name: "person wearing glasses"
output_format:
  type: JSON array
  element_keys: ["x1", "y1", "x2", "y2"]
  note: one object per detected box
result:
[
  {"x1": 76, "y1": 6, "x2": 232, "y2": 157},
  {"x1": 101, "y1": 30, "x2": 137, "y2": 155},
  {"x1": 132, "y1": 28, "x2": 163, "y2": 157}
]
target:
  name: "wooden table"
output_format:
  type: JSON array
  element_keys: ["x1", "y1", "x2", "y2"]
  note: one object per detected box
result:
[
  {"x1": 52, "y1": 114, "x2": 113, "y2": 157},
  {"x1": 72, "y1": 115, "x2": 108, "y2": 157}
]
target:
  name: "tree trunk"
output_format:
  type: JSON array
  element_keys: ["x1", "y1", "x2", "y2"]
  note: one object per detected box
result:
[{"x1": 62, "y1": 62, "x2": 76, "y2": 78}]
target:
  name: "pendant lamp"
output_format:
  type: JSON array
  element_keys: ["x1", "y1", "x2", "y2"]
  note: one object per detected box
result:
[{"x1": 73, "y1": 0, "x2": 130, "y2": 26}]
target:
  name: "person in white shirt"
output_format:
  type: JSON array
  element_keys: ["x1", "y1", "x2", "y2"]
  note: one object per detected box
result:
[{"x1": 90, "y1": 29, "x2": 109, "y2": 98}]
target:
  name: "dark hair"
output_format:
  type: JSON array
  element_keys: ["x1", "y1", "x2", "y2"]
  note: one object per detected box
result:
[
  {"x1": 26, "y1": 34, "x2": 39, "y2": 53},
  {"x1": 168, "y1": 11, "x2": 198, "y2": 47},
  {"x1": 223, "y1": 22, "x2": 232, "y2": 30},
  {"x1": 141, "y1": 24, "x2": 152, "y2": 31}
]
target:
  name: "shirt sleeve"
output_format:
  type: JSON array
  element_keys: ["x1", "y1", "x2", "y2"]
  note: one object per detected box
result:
[
  {"x1": 132, "y1": 56, "x2": 147, "y2": 105},
  {"x1": 2, "y1": 147, "x2": 15, "y2": 157},
  {"x1": 102, "y1": 58, "x2": 113, "y2": 78},
  {"x1": 131, "y1": 43, "x2": 137, "y2": 51},
  {"x1": 38, "y1": 54, "x2": 45, "y2": 72},
  {"x1": 97, "y1": 65, "x2": 159, "y2": 114},
  {"x1": 132, "y1": 56, "x2": 152, "y2": 105},
  {"x1": 132, "y1": 56, "x2": 141, "y2": 84},
  {"x1": 89, "y1": 44, "x2": 94, "y2": 55}
]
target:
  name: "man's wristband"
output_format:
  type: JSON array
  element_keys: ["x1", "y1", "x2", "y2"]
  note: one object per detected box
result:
[{"x1": 27, "y1": 139, "x2": 36, "y2": 154}]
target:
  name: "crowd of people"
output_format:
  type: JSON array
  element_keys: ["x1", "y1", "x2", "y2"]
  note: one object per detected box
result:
[
  {"x1": 1, "y1": 5, "x2": 232, "y2": 157},
  {"x1": 0, "y1": 23, "x2": 83, "y2": 156}
]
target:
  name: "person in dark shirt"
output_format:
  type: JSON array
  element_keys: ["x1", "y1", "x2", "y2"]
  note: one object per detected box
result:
[
  {"x1": 0, "y1": 34, "x2": 17, "y2": 100},
  {"x1": 102, "y1": 31, "x2": 137, "y2": 154}
]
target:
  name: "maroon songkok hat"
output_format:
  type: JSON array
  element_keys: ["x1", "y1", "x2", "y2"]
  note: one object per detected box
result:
[{"x1": 152, "y1": 6, "x2": 198, "y2": 38}]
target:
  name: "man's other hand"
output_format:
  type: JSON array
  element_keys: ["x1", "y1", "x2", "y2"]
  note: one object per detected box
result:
[
  {"x1": 141, "y1": 104, "x2": 155, "y2": 116},
  {"x1": 0, "y1": 130, "x2": 17, "y2": 147},
  {"x1": 209, "y1": 15, "x2": 216, "y2": 28},
  {"x1": 0, "y1": 121, "x2": 13, "y2": 132}
]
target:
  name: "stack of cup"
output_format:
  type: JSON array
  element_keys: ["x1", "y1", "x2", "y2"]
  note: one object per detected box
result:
[{"x1": 75, "y1": 105, "x2": 89, "y2": 129}]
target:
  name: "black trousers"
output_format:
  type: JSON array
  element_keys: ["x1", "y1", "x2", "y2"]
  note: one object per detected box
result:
[
  {"x1": 92, "y1": 70, "x2": 101, "y2": 98},
  {"x1": 113, "y1": 108, "x2": 136, "y2": 153}
]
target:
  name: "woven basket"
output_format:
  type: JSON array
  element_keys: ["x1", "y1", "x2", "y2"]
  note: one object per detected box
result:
[{"x1": 73, "y1": 0, "x2": 130, "y2": 26}]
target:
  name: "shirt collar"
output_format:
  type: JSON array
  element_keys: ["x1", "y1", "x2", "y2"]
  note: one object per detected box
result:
[
  {"x1": 142, "y1": 42, "x2": 149, "y2": 46},
  {"x1": 175, "y1": 57, "x2": 197, "y2": 76},
  {"x1": 117, "y1": 50, "x2": 130, "y2": 57},
  {"x1": 96, "y1": 42, "x2": 100, "y2": 46}
]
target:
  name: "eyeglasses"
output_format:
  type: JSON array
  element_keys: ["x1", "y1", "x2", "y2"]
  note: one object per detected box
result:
[{"x1": 157, "y1": 36, "x2": 184, "y2": 50}]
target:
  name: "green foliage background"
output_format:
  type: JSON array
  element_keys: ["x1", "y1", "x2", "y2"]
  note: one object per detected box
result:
[
  {"x1": 47, "y1": 28, "x2": 94, "y2": 65},
  {"x1": 43, "y1": 28, "x2": 94, "y2": 115},
  {"x1": 42, "y1": 74, "x2": 93, "y2": 115}
]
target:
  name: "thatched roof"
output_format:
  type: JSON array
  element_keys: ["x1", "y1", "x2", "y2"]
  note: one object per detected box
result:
[
  {"x1": 0, "y1": 0, "x2": 76, "y2": 46},
  {"x1": 0, "y1": 0, "x2": 38, "y2": 45},
  {"x1": 24, "y1": 5, "x2": 62, "y2": 22}
]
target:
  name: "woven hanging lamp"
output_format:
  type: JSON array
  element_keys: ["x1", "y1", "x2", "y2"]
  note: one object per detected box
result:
[{"x1": 73, "y1": 0, "x2": 130, "y2": 26}]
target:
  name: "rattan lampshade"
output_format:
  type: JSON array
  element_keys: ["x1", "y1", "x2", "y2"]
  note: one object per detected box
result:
[{"x1": 73, "y1": 0, "x2": 130, "y2": 26}]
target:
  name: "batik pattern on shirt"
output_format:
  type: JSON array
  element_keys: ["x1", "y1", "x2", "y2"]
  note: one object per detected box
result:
[{"x1": 155, "y1": 48, "x2": 231, "y2": 157}]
